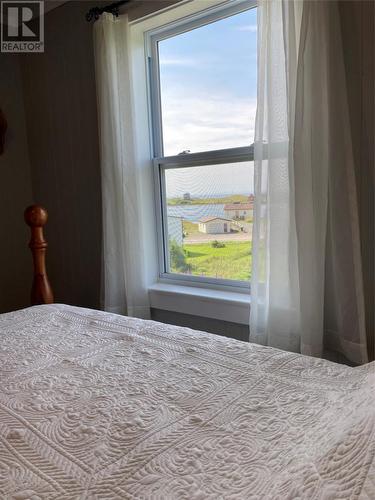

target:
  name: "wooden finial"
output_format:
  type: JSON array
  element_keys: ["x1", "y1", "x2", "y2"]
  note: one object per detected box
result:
[{"x1": 24, "y1": 205, "x2": 54, "y2": 306}]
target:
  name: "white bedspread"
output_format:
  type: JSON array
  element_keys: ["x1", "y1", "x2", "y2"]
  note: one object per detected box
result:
[{"x1": 0, "y1": 304, "x2": 374, "y2": 499}]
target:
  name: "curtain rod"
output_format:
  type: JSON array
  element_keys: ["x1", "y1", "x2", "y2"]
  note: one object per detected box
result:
[{"x1": 86, "y1": 0, "x2": 131, "y2": 22}]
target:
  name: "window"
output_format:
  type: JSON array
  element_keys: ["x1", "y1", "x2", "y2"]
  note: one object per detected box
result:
[{"x1": 148, "y1": 0, "x2": 257, "y2": 289}]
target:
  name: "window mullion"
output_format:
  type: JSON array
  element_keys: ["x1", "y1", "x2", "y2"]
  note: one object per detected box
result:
[{"x1": 157, "y1": 148, "x2": 253, "y2": 170}]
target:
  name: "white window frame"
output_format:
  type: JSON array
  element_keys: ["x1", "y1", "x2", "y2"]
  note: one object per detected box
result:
[{"x1": 145, "y1": 0, "x2": 257, "y2": 292}]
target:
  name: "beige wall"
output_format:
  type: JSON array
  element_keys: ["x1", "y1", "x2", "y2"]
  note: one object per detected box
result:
[
  {"x1": 126, "y1": 0, "x2": 180, "y2": 21},
  {"x1": 21, "y1": 1, "x2": 103, "y2": 309},
  {"x1": 0, "y1": 54, "x2": 33, "y2": 312},
  {"x1": 19, "y1": 0, "x2": 180, "y2": 310}
]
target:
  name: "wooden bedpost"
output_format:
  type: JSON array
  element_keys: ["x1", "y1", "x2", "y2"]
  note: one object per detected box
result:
[{"x1": 24, "y1": 205, "x2": 54, "y2": 306}]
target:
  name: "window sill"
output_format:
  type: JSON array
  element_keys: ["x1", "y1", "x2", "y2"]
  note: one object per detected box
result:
[{"x1": 148, "y1": 283, "x2": 250, "y2": 325}]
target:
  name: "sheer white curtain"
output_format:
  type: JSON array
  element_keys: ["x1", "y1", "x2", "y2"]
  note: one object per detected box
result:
[
  {"x1": 250, "y1": 0, "x2": 368, "y2": 364},
  {"x1": 94, "y1": 14, "x2": 150, "y2": 318}
]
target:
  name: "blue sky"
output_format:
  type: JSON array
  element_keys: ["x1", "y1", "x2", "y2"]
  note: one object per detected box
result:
[{"x1": 158, "y1": 6, "x2": 257, "y2": 157}]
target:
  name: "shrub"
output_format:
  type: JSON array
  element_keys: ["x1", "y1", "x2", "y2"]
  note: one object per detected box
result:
[
  {"x1": 170, "y1": 240, "x2": 190, "y2": 272},
  {"x1": 211, "y1": 240, "x2": 225, "y2": 248}
]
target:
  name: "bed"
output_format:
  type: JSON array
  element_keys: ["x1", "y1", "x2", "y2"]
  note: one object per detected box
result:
[{"x1": 0, "y1": 207, "x2": 373, "y2": 498}]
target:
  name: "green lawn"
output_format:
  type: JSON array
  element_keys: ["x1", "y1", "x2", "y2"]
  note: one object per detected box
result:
[{"x1": 173, "y1": 241, "x2": 251, "y2": 281}]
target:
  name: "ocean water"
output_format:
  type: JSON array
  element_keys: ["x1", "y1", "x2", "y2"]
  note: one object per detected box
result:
[{"x1": 167, "y1": 204, "x2": 226, "y2": 222}]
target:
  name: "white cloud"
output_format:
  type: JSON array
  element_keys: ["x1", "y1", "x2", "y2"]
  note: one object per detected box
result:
[
  {"x1": 160, "y1": 89, "x2": 256, "y2": 156},
  {"x1": 237, "y1": 24, "x2": 257, "y2": 33},
  {"x1": 159, "y1": 57, "x2": 200, "y2": 67}
]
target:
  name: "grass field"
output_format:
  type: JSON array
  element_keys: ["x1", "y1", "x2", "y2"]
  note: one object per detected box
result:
[
  {"x1": 182, "y1": 220, "x2": 199, "y2": 236},
  {"x1": 178, "y1": 241, "x2": 252, "y2": 281},
  {"x1": 168, "y1": 194, "x2": 250, "y2": 206}
]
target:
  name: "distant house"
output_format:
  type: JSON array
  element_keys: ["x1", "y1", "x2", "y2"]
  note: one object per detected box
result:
[
  {"x1": 224, "y1": 201, "x2": 253, "y2": 220},
  {"x1": 198, "y1": 216, "x2": 232, "y2": 234},
  {"x1": 168, "y1": 216, "x2": 183, "y2": 245},
  {"x1": 183, "y1": 192, "x2": 191, "y2": 201}
]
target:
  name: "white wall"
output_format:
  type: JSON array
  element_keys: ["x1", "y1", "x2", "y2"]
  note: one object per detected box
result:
[{"x1": 199, "y1": 220, "x2": 229, "y2": 234}]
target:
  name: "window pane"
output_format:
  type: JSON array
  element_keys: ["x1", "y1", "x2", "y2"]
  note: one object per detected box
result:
[
  {"x1": 158, "y1": 7, "x2": 257, "y2": 156},
  {"x1": 165, "y1": 162, "x2": 254, "y2": 281}
]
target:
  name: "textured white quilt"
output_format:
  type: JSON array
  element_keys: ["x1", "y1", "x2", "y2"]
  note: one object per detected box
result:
[{"x1": 0, "y1": 304, "x2": 374, "y2": 499}]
